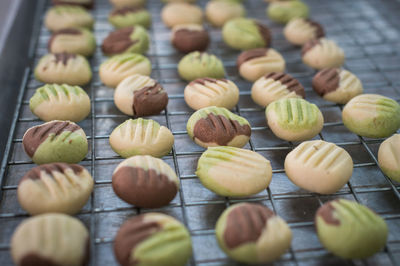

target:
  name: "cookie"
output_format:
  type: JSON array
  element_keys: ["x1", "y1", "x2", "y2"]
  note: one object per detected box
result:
[
  {"x1": 302, "y1": 38, "x2": 345, "y2": 70},
  {"x1": 110, "y1": 118, "x2": 174, "y2": 158},
  {"x1": 222, "y1": 18, "x2": 271, "y2": 50},
  {"x1": 285, "y1": 140, "x2": 353, "y2": 194},
  {"x1": 284, "y1": 18, "x2": 324, "y2": 46},
  {"x1": 215, "y1": 203, "x2": 292, "y2": 263},
  {"x1": 251, "y1": 72, "x2": 305, "y2": 107},
  {"x1": 267, "y1": 0, "x2": 309, "y2": 24},
  {"x1": 315, "y1": 199, "x2": 388, "y2": 259},
  {"x1": 184, "y1": 78, "x2": 239, "y2": 110},
  {"x1": 178, "y1": 51, "x2": 225, "y2": 81},
  {"x1": 266, "y1": 98, "x2": 324, "y2": 141},
  {"x1": 110, "y1": 0, "x2": 146, "y2": 8},
  {"x1": 18, "y1": 163, "x2": 93, "y2": 215},
  {"x1": 378, "y1": 134, "x2": 400, "y2": 182},
  {"x1": 101, "y1": 26, "x2": 150, "y2": 55},
  {"x1": 52, "y1": 0, "x2": 94, "y2": 9},
  {"x1": 29, "y1": 84, "x2": 90, "y2": 122},
  {"x1": 237, "y1": 48, "x2": 286, "y2": 82},
  {"x1": 205, "y1": 0, "x2": 246, "y2": 28},
  {"x1": 109, "y1": 7, "x2": 152, "y2": 28},
  {"x1": 196, "y1": 146, "x2": 272, "y2": 196},
  {"x1": 171, "y1": 24, "x2": 209, "y2": 53},
  {"x1": 114, "y1": 74, "x2": 168, "y2": 116},
  {"x1": 99, "y1": 53, "x2": 152, "y2": 88},
  {"x1": 342, "y1": 94, "x2": 400, "y2": 138},
  {"x1": 22, "y1": 121, "x2": 88, "y2": 164},
  {"x1": 312, "y1": 68, "x2": 363, "y2": 104},
  {"x1": 44, "y1": 5, "x2": 94, "y2": 32},
  {"x1": 114, "y1": 213, "x2": 192, "y2": 266},
  {"x1": 161, "y1": 3, "x2": 203, "y2": 28},
  {"x1": 187, "y1": 106, "x2": 251, "y2": 148},
  {"x1": 34, "y1": 53, "x2": 92, "y2": 86},
  {"x1": 48, "y1": 28, "x2": 96, "y2": 57},
  {"x1": 112, "y1": 155, "x2": 179, "y2": 208},
  {"x1": 11, "y1": 213, "x2": 89, "y2": 266}
]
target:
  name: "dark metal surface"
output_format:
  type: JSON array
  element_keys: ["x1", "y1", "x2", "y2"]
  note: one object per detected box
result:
[{"x1": 1, "y1": 0, "x2": 400, "y2": 265}]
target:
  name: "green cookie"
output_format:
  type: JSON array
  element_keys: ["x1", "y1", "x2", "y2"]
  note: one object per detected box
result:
[
  {"x1": 178, "y1": 51, "x2": 225, "y2": 81},
  {"x1": 102, "y1": 26, "x2": 150, "y2": 55},
  {"x1": 109, "y1": 7, "x2": 152, "y2": 28},
  {"x1": 267, "y1": 0, "x2": 309, "y2": 24}
]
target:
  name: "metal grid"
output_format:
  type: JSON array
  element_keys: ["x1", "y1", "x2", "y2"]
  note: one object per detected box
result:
[{"x1": 1, "y1": 0, "x2": 400, "y2": 265}]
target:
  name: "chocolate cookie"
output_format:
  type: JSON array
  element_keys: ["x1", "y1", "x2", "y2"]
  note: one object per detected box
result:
[
  {"x1": 171, "y1": 24, "x2": 210, "y2": 53},
  {"x1": 102, "y1": 26, "x2": 150, "y2": 55}
]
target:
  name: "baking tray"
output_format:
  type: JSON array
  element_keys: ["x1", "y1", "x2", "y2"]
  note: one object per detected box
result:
[{"x1": 1, "y1": 0, "x2": 400, "y2": 265}]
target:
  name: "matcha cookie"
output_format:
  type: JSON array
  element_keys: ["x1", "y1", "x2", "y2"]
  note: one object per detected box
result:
[
  {"x1": 161, "y1": 3, "x2": 203, "y2": 28},
  {"x1": 109, "y1": 7, "x2": 152, "y2": 28},
  {"x1": 44, "y1": 5, "x2": 94, "y2": 32},
  {"x1": 378, "y1": 134, "x2": 400, "y2": 182},
  {"x1": 266, "y1": 98, "x2": 324, "y2": 141},
  {"x1": 110, "y1": 0, "x2": 146, "y2": 8},
  {"x1": 284, "y1": 18, "x2": 324, "y2": 46},
  {"x1": 267, "y1": 0, "x2": 309, "y2": 24},
  {"x1": 342, "y1": 94, "x2": 400, "y2": 138},
  {"x1": 114, "y1": 213, "x2": 192, "y2": 266},
  {"x1": 312, "y1": 68, "x2": 363, "y2": 104},
  {"x1": 196, "y1": 146, "x2": 272, "y2": 196},
  {"x1": 171, "y1": 24, "x2": 210, "y2": 53},
  {"x1": 187, "y1": 106, "x2": 251, "y2": 148},
  {"x1": 112, "y1": 156, "x2": 179, "y2": 208},
  {"x1": 18, "y1": 163, "x2": 93, "y2": 215},
  {"x1": 48, "y1": 28, "x2": 96, "y2": 57},
  {"x1": 302, "y1": 38, "x2": 345, "y2": 70},
  {"x1": 216, "y1": 203, "x2": 292, "y2": 263},
  {"x1": 237, "y1": 48, "x2": 285, "y2": 82},
  {"x1": 315, "y1": 199, "x2": 388, "y2": 259},
  {"x1": 35, "y1": 53, "x2": 92, "y2": 86},
  {"x1": 222, "y1": 18, "x2": 271, "y2": 50},
  {"x1": 205, "y1": 0, "x2": 246, "y2": 27},
  {"x1": 11, "y1": 214, "x2": 89, "y2": 266},
  {"x1": 110, "y1": 118, "x2": 174, "y2": 158},
  {"x1": 114, "y1": 74, "x2": 168, "y2": 116},
  {"x1": 178, "y1": 51, "x2": 225, "y2": 81},
  {"x1": 184, "y1": 78, "x2": 239, "y2": 110},
  {"x1": 22, "y1": 121, "x2": 88, "y2": 164},
  {"x1": 101, "y1": 26, "x2": 150, "y2": 55},
  {"x1": 99, "y1": 53, "x2": 152, "y2": 88},
  {"x1": 251, "y1": 72, "x2": 305, "y2": 107},
  {"x1": 30, "y1": 84, "x2": 90, "y2": 122}
]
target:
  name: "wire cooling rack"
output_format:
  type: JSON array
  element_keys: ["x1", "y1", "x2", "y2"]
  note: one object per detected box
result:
[{"x1": 1, "y1": 0, "x2": 400, "y2": 265}]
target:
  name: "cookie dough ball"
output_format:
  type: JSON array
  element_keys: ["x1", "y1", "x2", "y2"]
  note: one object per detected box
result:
[
  {"x1": 110, "y1": 118, "x2": 174, "y2": 158},
  {"x1": 312, "y1": 68, "x2": 363, "y2": 104},
  {"x1": 184, "y1": 78, "x2": 239, "y2": 110},
  {"x1": 109, "y1": 7, "x2": 151, "y2": 28},
  {"x1": 267, "y1": 0, "x2": 309, "y2": 24},
  {"x1": 222, "y1": 18, "x2": 271, "y2": 50},
  {"x1": 114, "y1": 213, "x2": 192, "y2": 266},
  {"x1": 114, "y1": 74, "x2": 168, "y2": 116},
  {"x1": 196, "y1": 146, "x2": 272, "y2": 196},
  {"x1": 34, "y1": 53, "x2": 92, "y2": 86},
  {"x1": 99, "y1": 53, "x2": 152, "y2": 88},
  {"x1": 29, "y1": 84, "x2": 90, "y2": 122},
  {"x1": 284, "y1": 18, "x2": 324, "y2": 46},
  {"x1": 237, "y1": 48, "x2": 285, "y2": 82},
  {"x1": 178, "y1": 51, "x2": 225, "y2": 81},
  {"x1": 52, "y1": 0, "x2": 94, "y2": 9},
  {"x1": 315, "y1": 199, "x2": 388, "y2": 259},
  {"x1": 161, "y1": 3, "x2": 203, "y2": 28},
  {"x1": 22, "y1": 121, "x2": 88, "y2": 164},
  {"x1": 378, "y1": 134, "x2": 400, "y2": 182},
  {"x1": 101, "y1": 26, "x2": 149, "y2": 56},
  {"x1": 302, "y1": 38, "x2": 345, "y2": 70},
  {"x1": 44, "y1": 5, "x2": 94, "y2": 32},
  {"x1": 251, "y1": 72, "x2": 305, "y2": 107},
  {"x1": 110, "y1": 0, "x2": 146, "y2": 8},
  {"x1": 205, "y1": 0, "x2": 246, "y2": 27},
  {"x1": 112, "y1": 156, "x2": 179, "y2": 208},
  {"x1": 285, "y1": 140, "x2": 353, "y2": 194},
  {"x1": 18, "y1": 163, "x2": 93, "y2": 215},
  {"x1": 342, "y1": 94, "x2": 400, "y2": 138},
  {"x1": 266, "y1": 98, "x2": 324, "y2": 141},
  {"x1": 216, "y1": 203, "x2": 292, "y2": 263},
  {"x1": 11, "y1": 214, "x2": 89, "y2": 266},
  {"x1": 171, "y1": 24, "x2": 209, "y2": 53},
  {"x1": 48, "y1": 28, "x2": 95, "y2": 57},
  {"x1": 187, "y1": 106, "x2": 251, "y2": 148}
]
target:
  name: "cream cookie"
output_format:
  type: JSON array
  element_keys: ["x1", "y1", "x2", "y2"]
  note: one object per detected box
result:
[
  {"x1": 284, "y1": 18, "x2": 324, "y2": 46},
  {"x1": 161, "y1": 3, "x2": 203, "y2": 28},
  {"x1": 48, "y1": 28, "x2": 96, "y2": 57},
  {"x1": 378, "y1": 134, "x2": 400, "y2": 182},
  {"x1": 44, "y1": 5, "x2": 94, "y2": 32},
  {"x1": 205, "y1": 0, "x2": 246, "y2": 28},
  {"x1": 302, "y1": 38, "x2": 345, "y2": 70}
]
